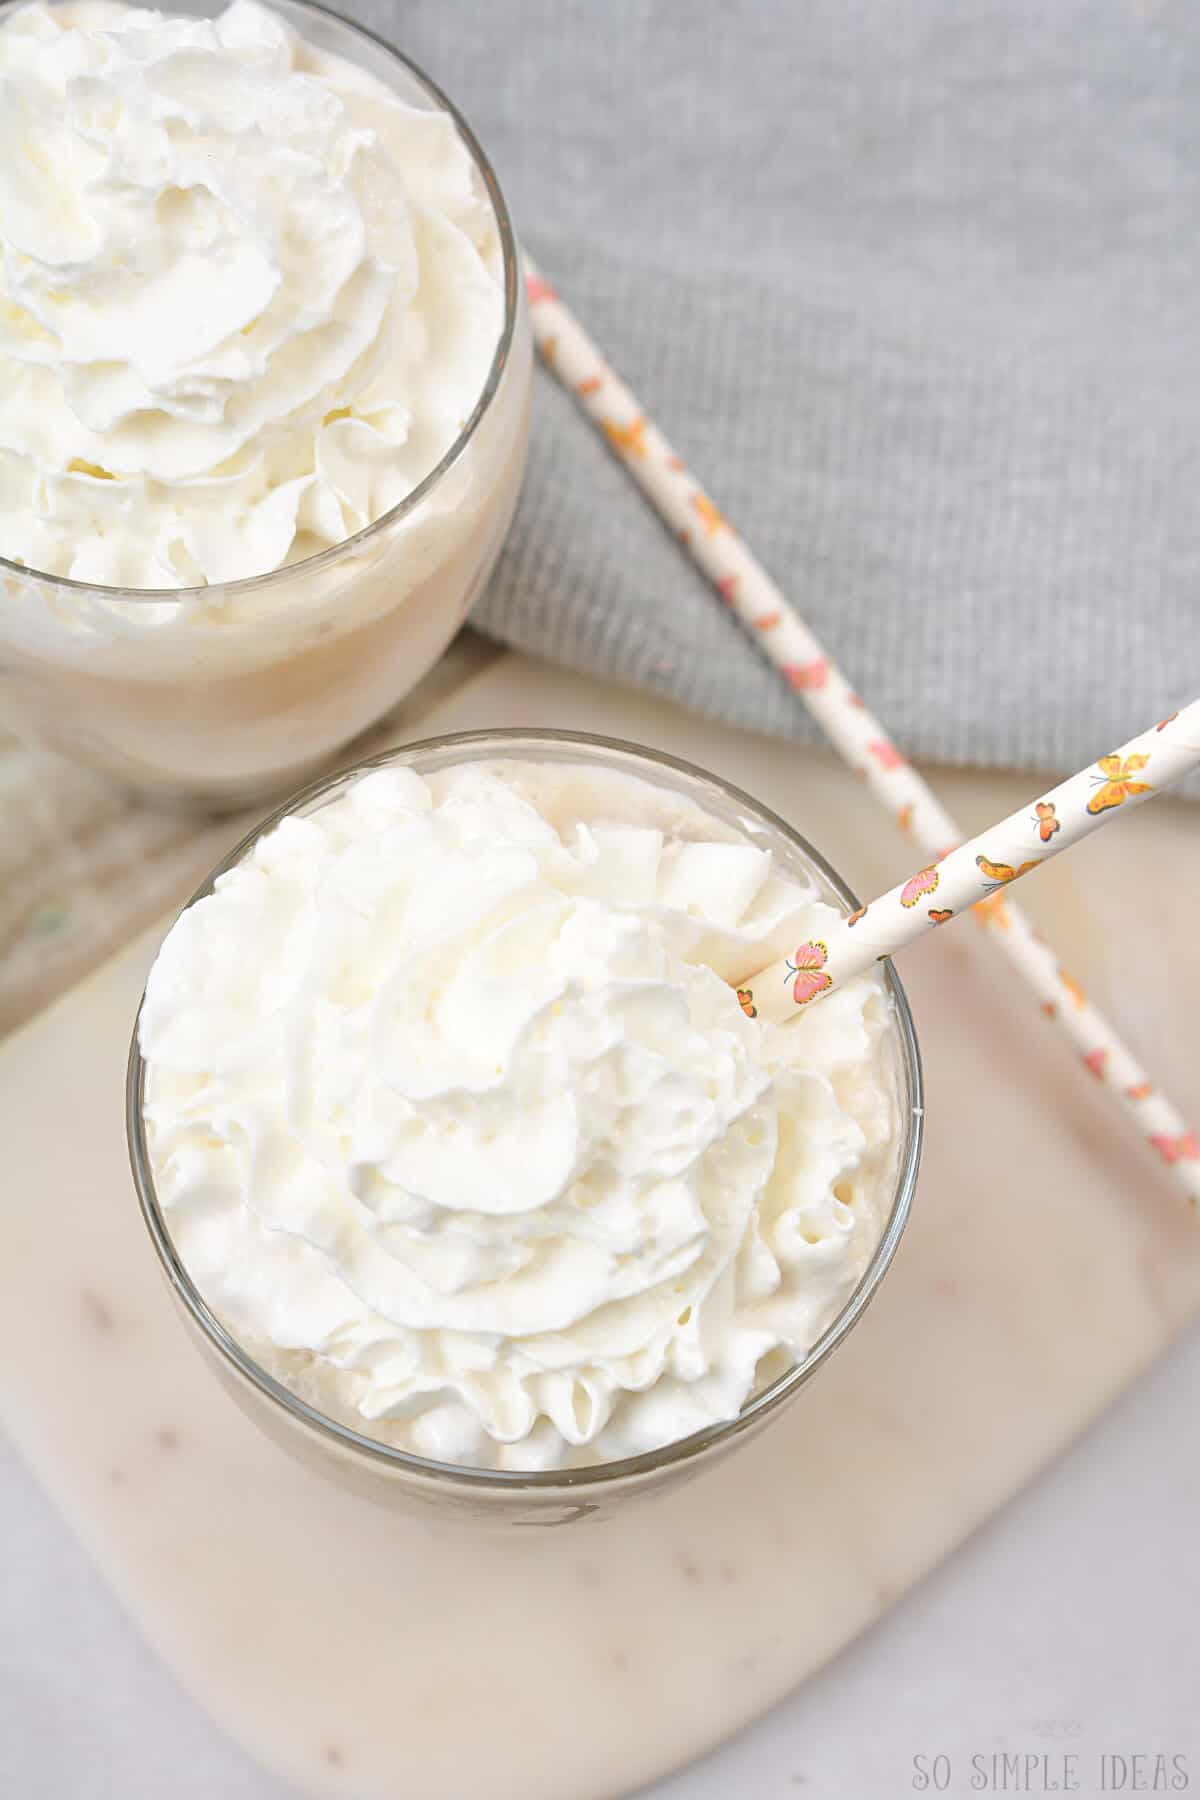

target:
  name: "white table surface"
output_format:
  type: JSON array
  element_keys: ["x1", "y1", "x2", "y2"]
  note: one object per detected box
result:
[{"x1": 4, "y1": 1319, "x2": 1198, "y2": 1800}]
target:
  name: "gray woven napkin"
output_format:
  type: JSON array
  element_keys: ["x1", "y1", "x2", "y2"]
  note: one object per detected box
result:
[{"x1": 359, "y1": 0, "x2": 1198, "y2": 790}]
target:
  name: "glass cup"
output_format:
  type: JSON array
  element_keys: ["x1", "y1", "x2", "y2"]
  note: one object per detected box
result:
[
  {"x1": 127, "y1": 731, "x2": 924, "y2": 1524},
  {"x1": 0, "y1": 0, "x2": 532, "y2": 810}
]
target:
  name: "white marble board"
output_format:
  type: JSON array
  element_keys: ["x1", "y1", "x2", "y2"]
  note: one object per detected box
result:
[{"x1": 2, "y1": 654, "x2": 1198, "y2": 1800}]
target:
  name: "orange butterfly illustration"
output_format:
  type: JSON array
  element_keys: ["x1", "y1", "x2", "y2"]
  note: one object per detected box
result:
[
  {"x1": 1151, "y1": 1132, "x2": 1198, "y2": 1164},
  {"x1": 602, "y1": 415, "x2": 647, "y2": 458},
  {"x1": 847, "y1": 906, "x2": 869, "y2": 927},
  {"x1": 1058, "y1": 968, "x2": 1086, "y2": 1009},
  {"x1": 786, "y1": 940, "x2": 833, "y2": 1007},
  {"x1": 736, "y1": 988, "x2": 757, "y2": 1019},
  {"x1": 539, "y1": 335, "x2": 558, "y2": 367},
  {"x1": 929, "y1": 908, "x2": 953, "y2": 925},
  {"x1": 1157, "y1": 713, "x2": 1178, "y2": 732},
  {"x1": 976, "y1": 853, "x2": 1040, "y2": 893},
  {"x1": 576, "y1": 374, "x2": 603, "y2": 397},
  {"x1": 973, "y1": 891, "x2": 1012, "y2": 929},
  {"x1": 1127, "y1": 1082, "x2": 1153, "y2": 1101},
  {"x1": 900, "y1": 865, "x2": 939, "y2": 908},
  {"x1": 1033, "y1": 802, "x2": 1060, "y2": 843},
  {"x1": 690, "y1": 492, "x2": 726, "y2": 535},
  {"x1": 1087, "y1": 752, "x2": 1152, "y2": 815},
  {"x1": 784, "y1": 659, "x2": 828, "y2": 691},
  {"x1": 754, "y1": 612, "x2": 782, "y2": 631},
  {"x1": 897, "y1": 804, "x2": 914, "y2": 834}
]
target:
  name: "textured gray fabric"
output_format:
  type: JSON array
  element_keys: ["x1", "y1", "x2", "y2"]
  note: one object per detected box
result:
[{"x1": 357, "y1": 0, "x2": 1198, "y2": 787}]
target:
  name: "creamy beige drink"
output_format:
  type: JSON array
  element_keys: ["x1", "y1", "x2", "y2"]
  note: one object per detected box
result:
[
  {"x1": 136, "y1": 745, "x2": 909, "y2": 1479},
  {"x1": 0, "y1": 0, "x2": 530, "y2": 803}
]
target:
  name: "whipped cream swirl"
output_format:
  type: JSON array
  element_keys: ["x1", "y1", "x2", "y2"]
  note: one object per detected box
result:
[
  {"x1": 0, "y1": 0, "x2": 503, "y2": 586},
  {"x1": 140, "y1": 762, "x2": 900, "y2": 1470}
]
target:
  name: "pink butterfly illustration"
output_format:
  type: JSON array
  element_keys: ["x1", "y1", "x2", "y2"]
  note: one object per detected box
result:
[
  {"x1": 868, "y1": 741, "x2": 905, "y2": 771},
  {"x1": 717, "y1": 575, "x2": 738, "y2": 604},
  {"x1": 784, "y1": 659, "x2": 828, "y2": 691},
  {"x1": 899, "y1": 865, "x2": 939, "y2": 908},
  {"x1": 526, "y1": 275, "x2": 558, "y2": 305},
  {"x1": 1150, "y1": 1132, "x2": 1198, "y2": 1165},
  {"x1": 785, "y1": 940, "x2": 833, "y2": 1007},
  {"x1": 1083, "y1": 1047, "x2": 1109, "y2": 1079}
]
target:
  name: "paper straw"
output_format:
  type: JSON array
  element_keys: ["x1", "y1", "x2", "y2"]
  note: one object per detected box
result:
[
  {"x1": 525, "y1": 258, "x2": 1200, "y2": 1205},
  {"x1": 746, "y1": 702, "x2": 1200, "y2": 1023}
]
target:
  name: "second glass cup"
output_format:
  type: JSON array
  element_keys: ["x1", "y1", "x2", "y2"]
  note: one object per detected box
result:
[
  {"x1": 128, "y1": 730, "x2": 923, "y2": 1525},
  {"x1": 0, "y1": 0, "x2": 532, "y2": 808}
]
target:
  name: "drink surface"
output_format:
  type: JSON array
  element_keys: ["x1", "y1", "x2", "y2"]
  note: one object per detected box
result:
[
  {"x1": 139, "y1": 757, "x2": 902, "y2": 1470},
  {"x1": 0, "y1": 0, "x2": 505, "y2": 588}
]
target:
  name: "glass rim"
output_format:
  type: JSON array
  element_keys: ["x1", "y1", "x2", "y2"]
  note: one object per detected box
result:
[
  {"x1": 127, "y1": 728, "x2": 925, "y2": 1494},
  {"x1": 0, "y1": 0, "x2": 522, "y2": 603}
]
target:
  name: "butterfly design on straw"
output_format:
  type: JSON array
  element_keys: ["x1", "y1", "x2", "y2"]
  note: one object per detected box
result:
[
  {"x1": 736, "y1": 988, "x2": 757, "y2": 1019},
  {"x1": 929, "y1": 908, "x2": 953, "y2": 924},
  {"x1": 899, "y1": 866, "x2": 939, "y2": 908},
  {"x1": 691, "y1": 492, "x2": 726, "y2": 535},
  {"x1": 526, "y1": 275, "x2": 558, "y2": 305},
  {"x1": 976, "y1": 854, "x2": 1040, "y2": 894},
  {"x1": 868, "y1": 741, "x2": 905, "y2": 772},
  {"x1": 1151, "y1": 1132, "x2": 1199, "y2": 1165},
  {"x1": 602, "y1": 415, "x2": 647, "y2": 458},
  {"x1": 784, "y1": 659, "x2": 828, "y2": 691},
  {"x1": 1058, "y1": 968, "x2": 1086, "y2": 1009},
  {"x1": 786, "y1": 940, "x2": 833, "y2": 1006},
  {"x1": 973, "y1": 891, "x2": 1012, "y2": 929},
  {"x1": 1033, "y1": 802, "x2": 1060, "y2": 843},
  {"x1": 1087, "y1": 753, "x2": 1152, "y2": 815}
]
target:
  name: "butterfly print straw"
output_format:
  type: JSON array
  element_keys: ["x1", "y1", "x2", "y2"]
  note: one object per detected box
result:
[
  {"x1": 743, "y1": 701, "x2": 1200, "y2": 1022},
  {"x1": 524, "y1": 259, "x2": 1200, "y2": 1206}
]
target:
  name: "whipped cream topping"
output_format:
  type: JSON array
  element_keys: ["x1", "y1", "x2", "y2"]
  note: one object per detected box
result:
[
  {"x1": 140, "y1": 761, "x2": 902, "y2": 1471},
  {"x1": 0, "y1": 0, "x2": 504, "y2": 587}
]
